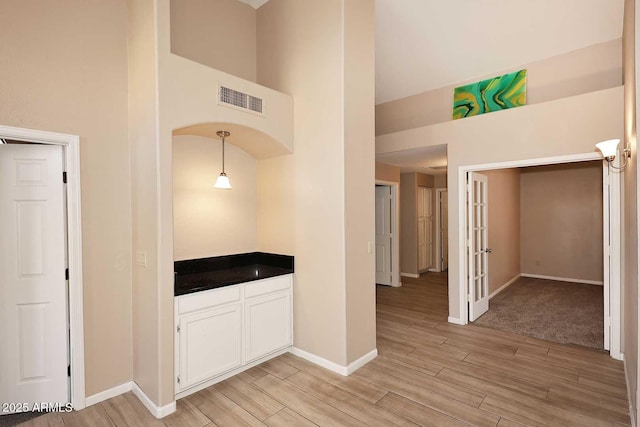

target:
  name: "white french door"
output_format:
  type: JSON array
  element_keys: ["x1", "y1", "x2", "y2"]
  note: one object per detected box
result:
[
  {"x1": 375, "y1": 186, "x2": 392, "y2": 286},
  {"x1": 468, "y1": 172, "x2": 490, "y2": 321},
  {"x1": 0, "y1": 143, "x2": 69, "y2": 413}
]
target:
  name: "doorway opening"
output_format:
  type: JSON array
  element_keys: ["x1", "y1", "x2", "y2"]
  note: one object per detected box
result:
[
  {"x1": 458, "y1": 153, "x2": 621, "y2": 359},
  {"x1": 375, "y1": 182, "x2": 400, "y2": 287},
  {"x1": 0, "y1": 125, "x2": 85, "y2": 411}
]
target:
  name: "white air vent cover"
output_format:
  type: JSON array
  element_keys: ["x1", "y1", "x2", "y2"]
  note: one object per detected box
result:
[{"x1": 219, "y1": 85, "x2": 264, "y2": 115}]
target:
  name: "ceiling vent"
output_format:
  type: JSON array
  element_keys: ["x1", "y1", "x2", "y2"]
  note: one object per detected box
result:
[{"x1": 219, "y1": 85, "x2": 264, "y2": 115}]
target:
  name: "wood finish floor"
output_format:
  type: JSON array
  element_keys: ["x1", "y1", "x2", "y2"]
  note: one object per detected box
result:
[{"x1": 19, "y1": 273, "x2": 630, "y2": 426}]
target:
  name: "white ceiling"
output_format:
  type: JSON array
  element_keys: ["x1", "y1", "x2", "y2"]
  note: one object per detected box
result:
[
  {"x1": 375, "y1": 0, "x2": 625, "y2": 104},
  {"x1": 376, "y1": 145, "x2": 448, "y2": 175}
]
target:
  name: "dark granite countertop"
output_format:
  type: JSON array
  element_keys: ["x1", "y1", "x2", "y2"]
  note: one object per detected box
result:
[{"x1": 175, "y1": 252, "x2": 294, "y2": 296}]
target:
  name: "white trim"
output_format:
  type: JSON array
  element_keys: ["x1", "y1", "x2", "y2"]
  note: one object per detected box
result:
[
  {"x1": 346, "y1": 349, "x2": 378, "y2": 375},
  {"x1": 290, "y1": 347, "x2": 349, "y2": 376},
  {"x1": 624, "y1": 354, "x2": 636, "y2": 426},
  {"x1": 0, "y1": 125, "x2": 85, "y2": 410},
  {"x1": 289, "y1": 347, "x2": 378, "y2": 376},
  {"x1": 489, "y1": 274, "x2": 521, "y2": 299},
  {"x1": 520, "y1": 273, "x2": 604, "y2": 286},
  {"x1": 85, "y1": 382, "x2": 133, "y2": 407},
  {"x1": 401, "y1": 272, "x2": 420, "y2": 278},
  {"x1": 132, "y1": 382, "x2": 176, "y2": 419},
  {"x1": 447, "y1": 316, "x2": 466, "y2": 325},
  {"x1": 375, "y1": 180, "x2": 401, "y2": 287}
]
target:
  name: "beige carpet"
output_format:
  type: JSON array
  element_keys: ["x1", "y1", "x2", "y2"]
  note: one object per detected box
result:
[{"x1": 474, "y1": 277, "x2": 604, "y2": 350}]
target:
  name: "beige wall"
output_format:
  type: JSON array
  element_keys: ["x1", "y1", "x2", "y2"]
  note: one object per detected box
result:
[
  {"x1": 434, "y1": 174, "x2": 447, "y2": 189},
  {"x1": 377, "y1": 86, "x2": 624, "y2": 322},
  {"x1": 170, "y1": 0, "x2": 257, "y2": 82},
  {"x1": 0, "y1": 0, "x2": 132, "y2": 396},
  {"x1": 376, "y1": 162, "x2": 400, "y2": 182},
  {"x1": 128, "y1": 0, "x2": 164, "y2": 405},
  {"x1": 482, "y1": 169, "x2": 521, "y2": 295},
  {"x1": 257, "y1": 0, "x2": 376, "y2": 366},
  {"x1": 376, "y1": 39, "x2": 623, "y2": 136},
  {"x1": 417, "y1": 172, "x2": 435, "y2": 188},
  {"x1": 344, "y1": 0, "x2": 376, "y2": 363},
  {"x1": 623, "y1": 0, "x2": 639, "y2": 418},
  {"x1": 520, "y1": 162, "x2": 603, "y2": 283},
  {"x1": 173, "y1": 135, "x2": 258, "y2": 260},
  {"x1": 400, "y1": 173, "x2": 417, "y2": 275}
]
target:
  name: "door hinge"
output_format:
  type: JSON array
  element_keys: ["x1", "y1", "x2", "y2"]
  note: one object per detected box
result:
[
  {"x1": 176, "y1": 325, "x2": 181, "y2": 333},
  {"x1": 177, "y1": 376, "x2": 180, "y2": 384},
  {"x1": 62, "y1": 171, "x2": 67, "y2": 183},
  {"x1": 68, "y1": 364, "x2": 71, "y2": 377},
  {"x1": 65, "y1": 268, "x2": 69, "y2": 281}
]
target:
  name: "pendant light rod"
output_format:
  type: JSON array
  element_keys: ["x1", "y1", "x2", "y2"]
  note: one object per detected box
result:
[
  {"x1": 216, "y1": 130, "x2": 230, "y2": 173},
  {"x1": 214, "y1": 131, "x2": 232, "y2": 189}
]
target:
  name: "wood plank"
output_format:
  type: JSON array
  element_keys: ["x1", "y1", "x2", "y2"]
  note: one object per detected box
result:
[
  {"x1": 285, "y1": 371, "x2": 416, "y2": 426},
  {"x1": 264, "y1": 408, "x2": 318, "y2": 427},
  {"x1": 188, "y1": 387, "x2": 265, "y2": 427},
  {"x1": 15, "y1": 413, "x2": 66, "y2": 427},
  {"x1": 376, "y1": 392, "x2": 469, "y2": 427},
  {"x1": 278, "y1": 353, "x2": 388, "y2": 403},
  {"x1": 258, "y1": 358, "x2": 299, "y2": 380},
  {"x1": 100, "y1": 392, "x2": 165, "y2": 427},
  {"x1": 253, "y1": 374, "x2": 366, "y2": 426},
  {"x1": 214, "y1": 376, "x2": 284, "y2": 421},
  {"x1": 55, "y1": 403, "x2": 114, "y2": 427},
  {"x1": 163, "y1": 398, "x2": 212, "y2": 427}
]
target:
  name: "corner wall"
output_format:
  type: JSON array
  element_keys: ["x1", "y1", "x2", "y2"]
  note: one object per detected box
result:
[
  {"x1": 482, "y1": 169, "x2": 521, "y2": 295},
  {"x1": 257, "y1": 0, "x2": 376, "y2": 367}
]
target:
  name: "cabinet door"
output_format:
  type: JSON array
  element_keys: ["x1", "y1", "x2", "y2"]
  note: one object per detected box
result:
[
  {"x1": 245, "y1": 291, "x2": 291, "y2": 363},
  {"x1": 178, "y1": 303, "x2": 242, "y2": 390}
]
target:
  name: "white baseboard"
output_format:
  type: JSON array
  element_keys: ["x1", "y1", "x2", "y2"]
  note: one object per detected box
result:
[
  {"x1": 447, "y1": 316, "x2": 466, "y2": 325},
  {"x1": 521, "y1": 273, "x2": 603, "y2": 286},
  {"x1": 623, "y1": 354, "x2": 636, "y2": 427},
  {"x1": 400, "y1": 272, "x2": 419, "y2": 278},
  {"x1": 289, "y1": 347, "x2": 377, "y2": 376},
  {"x1": 427, "y1": 268, "x2": 438, "y2": 273},
  {"x1": 132, "y1": 382, "x2": 176, "y2": 419},
  {"x1": 489, "y1": 274, "x2": 521, "y2": 299},
  {"x1": 347, "y1": 349, "x2": 378, "y2": 375},
  {"x1": 85, "y1": 382, "x2": 133, "y2": 407}
]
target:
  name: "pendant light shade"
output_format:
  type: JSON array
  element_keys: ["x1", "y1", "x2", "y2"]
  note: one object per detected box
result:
[
  {"x1": 214, "y1": 173, "x2": 231, "y2": 189},
  {"x1": 214, "y1": 131, "x2": 232, "y2": 189}
]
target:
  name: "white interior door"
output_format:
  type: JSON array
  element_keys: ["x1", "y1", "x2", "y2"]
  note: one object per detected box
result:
[
  {"x1": 375, "y1": 186, "x2": 392, "y2": 286},
  {"x1": 468, "y1": 172, "x2": 490, "y2": 321},
  {"x1": 0, "y1": 143, "x2": 69, "y2": 412},
  {"x1": 440, "y1": 190, "x2": 448, "y2": 271},
  {"x1": 417, "y1": 186, "x2": 433, "y2": 272}
]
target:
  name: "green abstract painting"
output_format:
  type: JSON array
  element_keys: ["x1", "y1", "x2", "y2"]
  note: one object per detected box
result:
[{"x1": 453, "y1": 69, "x2": 527, "y2": 120}]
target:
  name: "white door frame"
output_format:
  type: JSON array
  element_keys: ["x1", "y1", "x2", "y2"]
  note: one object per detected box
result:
[
  {"x1": 376, "y1": 180, "x2": 401, "y2": 287},
  {"x1": 456, "y1": 152, "x2": 621, "y2": 360},
  {"x1": 0, "y1": 125, "x2": 86, "y2": 408},
  {"x1": 434, "y1": 188, "x2": 447, "y2": 272}
]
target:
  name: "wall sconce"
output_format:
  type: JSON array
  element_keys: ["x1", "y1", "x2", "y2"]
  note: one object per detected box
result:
[
  {"x1": 596, "y1": 138, "x2": 631, "y2": 170},
  {"x1": 214, "y1": 131, "x2": 232, "y2": 189}
]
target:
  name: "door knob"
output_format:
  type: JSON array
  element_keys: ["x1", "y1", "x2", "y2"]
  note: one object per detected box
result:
[{"x1": 484, "y1": 248, "x2": 493, "y2": 253}]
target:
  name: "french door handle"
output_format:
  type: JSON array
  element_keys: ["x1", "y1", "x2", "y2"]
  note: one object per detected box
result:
[{"x1": 484, "y1": 248, "x2": 493, "y2": 253}]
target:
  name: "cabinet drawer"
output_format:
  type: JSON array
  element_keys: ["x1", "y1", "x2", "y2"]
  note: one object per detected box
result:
[
  {"x1": 245, "y1": 275, "x2": 291, "y2": 299},
  {"x1": 177, "y1": 286, "x2": 241, "y2": 315}
]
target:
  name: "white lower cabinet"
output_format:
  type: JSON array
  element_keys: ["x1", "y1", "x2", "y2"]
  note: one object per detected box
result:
[{"x1": 175, "y1": 274, "x2": 292, "y2": 396}]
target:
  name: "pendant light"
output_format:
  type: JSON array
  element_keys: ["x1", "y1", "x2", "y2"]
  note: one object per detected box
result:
[{"x1": 214, "y1": 131, "x2": 232, "y2": 189}]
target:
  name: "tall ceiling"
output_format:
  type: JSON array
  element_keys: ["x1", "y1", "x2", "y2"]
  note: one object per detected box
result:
[{"x1": 375, "y1": 0, "x2": 624, "y2": 104}]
